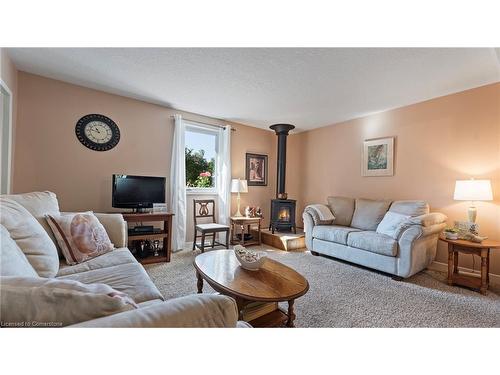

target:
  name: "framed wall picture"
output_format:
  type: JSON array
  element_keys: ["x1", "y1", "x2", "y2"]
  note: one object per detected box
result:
[
  {"x1": 246, "y1": 153, "x2": 268, "y2": 186},
  {"x1": 362, "y1": 137, "x2": 394, "y2": 176}
]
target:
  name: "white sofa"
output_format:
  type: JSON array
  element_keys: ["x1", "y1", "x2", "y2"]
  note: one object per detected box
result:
[
  {"x1": 303, "y1": 197, "x2": 447, "y2": 278},
  {"x1": 0, "y1": 191, "x2": 246, "y2": 327}
]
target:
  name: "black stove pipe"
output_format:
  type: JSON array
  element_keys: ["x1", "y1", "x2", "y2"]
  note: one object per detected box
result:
[{"x1": 269, "y1": 124, "x2": 295, "y2": 198}]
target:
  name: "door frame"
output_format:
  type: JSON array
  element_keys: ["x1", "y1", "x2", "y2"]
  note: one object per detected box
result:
[{"x1": 0, "y1": 78, "x2": 13, "y2": 194}]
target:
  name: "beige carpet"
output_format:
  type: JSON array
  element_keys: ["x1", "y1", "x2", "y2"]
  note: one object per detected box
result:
[{"x1": 144, "y1": 246, "x2": 500, "y2": 327}]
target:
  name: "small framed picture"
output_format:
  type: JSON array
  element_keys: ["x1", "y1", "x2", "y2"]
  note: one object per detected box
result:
[
  {"x1": 362, "y1": 137, "x2": 394, "y2": 176},
  {"x1": 246, "y1": 153, "x2": 268, "y2": 186}
]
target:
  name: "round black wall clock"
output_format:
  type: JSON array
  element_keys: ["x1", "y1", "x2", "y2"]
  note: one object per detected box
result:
[{"x1": 75, "y1": 114, "x2": 120, "y2": 151}]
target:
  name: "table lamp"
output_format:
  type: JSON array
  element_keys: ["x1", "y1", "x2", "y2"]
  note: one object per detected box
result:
[
  {"x1": 231, "y1": 178, "x2": 248, "y2": 217},
  {"x1": 453, "y1": 179, "x2": 493, "y2": 222}
]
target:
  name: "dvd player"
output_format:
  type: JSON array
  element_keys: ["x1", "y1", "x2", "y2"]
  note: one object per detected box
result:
[{"x1": 128, "y1": 225, "x2": 154, "y2": 234}]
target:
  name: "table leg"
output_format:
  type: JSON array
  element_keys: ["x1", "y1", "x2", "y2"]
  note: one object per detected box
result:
[
  {"x1": 453, "y1": 251, "x2": 459, "y2": 274},
  {"x1": 480, "y1": 249, "x2": 488, "y2": 295},
  {"x1": 447, "y1": 244, "x2": 454, "y2": 286},
  {"x1": 234, "y1": 297, "x2": 245, "y2": 320},
  {"x1": 240, "y1": 224, "x2": 245, "y2": 246},
  {"x1": 230, "y1": 223, "x2": 234, "y2": 245},
  {"x1": 286, "y1": 299, "x2": 296, "y2": 327},
  {"x1": 487, "y1": 249, "x2": 490, "y2": 284},
  {"x1": 258, "y1": 220, "x2": 262, "y2": 245},
  {"x1": 196, "y1": 271, "x2": 203, "y2": 294}
]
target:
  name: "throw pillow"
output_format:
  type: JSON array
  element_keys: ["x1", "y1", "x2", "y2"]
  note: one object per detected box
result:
[
  {"x1": 0, "y1": 277, "x2": 138, "y2": 327},
  {"x1": 46, "y1": 212, "x2": 114, "y2": 265},
  {"x1": 350, "y1": 198, "x2": 392, "y2": 231},
  {"x1": 376, "y1": 211, "x2": 411, "y2": 239},
  {"x1": 0, "y1": 197, "x2": 60, "y2": 277},
  {"x1": 0, "y1": 225, "x2": 39, "y2": 277}
]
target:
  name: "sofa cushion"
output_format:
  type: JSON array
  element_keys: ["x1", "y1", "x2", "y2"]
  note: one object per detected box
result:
[
  {"x1": 46, "y1": 212, "x2": 114, "y2": 265},
  {"x1": 347, "y1": 231, "x2": 398, "y2": 257},
  {"x1": 312, "y1": 225, "x2": 361, "y2": 245},
  {"x1": 5, "y1": 191, "x2": 61, "y2": 249},
  {"x1": 326, "y1": 196, "x2": 355, "y2": 226},
  {"x1": 0, "y1": 225, "x2": 39, "y2": 277},
  {"x1": 389, "y1": 200, "x2": 429, "y2": 216},
  {"x1": 57, "y1": 247, "x2": 137, "y2": 277},
  {"x1": 58, "y1": 262, "x2": 164, "y2": 303},
  {"x1": 0, "y1": 276, "x2": 137, "y2": 327},
  {"x1": 351, "y1": 198, "x2": 392, "y2": 231},
  {"x1": 93, "y1": 213, "x2": 127, "y2": 248},
  {"x1": 137, "y1": 299, "x2": 165, "y2": 308},
  {"x1": 0, "y1": 197, "x2": 59, "y2": 277}
]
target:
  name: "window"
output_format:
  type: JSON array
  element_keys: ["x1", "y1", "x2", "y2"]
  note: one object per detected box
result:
[
  {"x1": 185, "y1": 123, "x2": 218, "y2": 193},
  {"x1": 1, "y1": 80, "x2": 13, "y2": 194}
]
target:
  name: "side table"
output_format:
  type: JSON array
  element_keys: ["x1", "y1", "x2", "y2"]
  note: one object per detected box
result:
[
  {"x1": 439, "y1": 237, "x2": 500, "y2": 295},
  {"x1": 230, "y1": 216, "x2": 262, "y2": 247}
]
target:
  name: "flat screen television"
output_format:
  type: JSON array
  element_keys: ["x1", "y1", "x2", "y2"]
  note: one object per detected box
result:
[{"x1": 112, "y1": 174, "x2": 166, "y2": 210}]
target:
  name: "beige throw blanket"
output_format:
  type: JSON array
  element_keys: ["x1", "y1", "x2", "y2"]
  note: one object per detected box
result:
[{"x1": 305, "y1": 204, "x2": 335, "y2": 225}]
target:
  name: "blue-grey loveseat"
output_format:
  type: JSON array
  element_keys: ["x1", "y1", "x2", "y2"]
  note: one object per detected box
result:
[{"x1": 303, "y1": 197, "x2": 447, "y2": 278}]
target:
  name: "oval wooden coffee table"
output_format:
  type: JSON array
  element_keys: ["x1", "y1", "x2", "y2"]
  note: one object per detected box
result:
[{"x1": 193, "y1": 250, "x2": 309, "y2": 327}]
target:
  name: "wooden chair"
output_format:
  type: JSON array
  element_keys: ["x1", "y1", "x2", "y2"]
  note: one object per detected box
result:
[{"x1": 192, "y1": 199, "x2": 230, "y2": 253}]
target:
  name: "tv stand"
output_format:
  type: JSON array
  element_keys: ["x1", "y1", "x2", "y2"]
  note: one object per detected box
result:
[{"x1": 122, "y1": 212, "x2": 174, "y2": 264}]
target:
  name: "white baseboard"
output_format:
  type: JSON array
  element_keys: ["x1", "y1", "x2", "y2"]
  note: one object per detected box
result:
[{"x1": 428, "y1": 261, "x2": 500, "y2": 286}]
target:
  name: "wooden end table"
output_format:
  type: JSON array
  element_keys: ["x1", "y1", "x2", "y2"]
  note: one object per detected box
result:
[
  {"x1": 193, "y1": 250, "x2": 309, "y2": 327},
  {"x1": 439, "y1": 237, "x2": 500, "y2": 295},
  {"x1": 230, "y1": 216, "x2": 262, "y2": 247}
]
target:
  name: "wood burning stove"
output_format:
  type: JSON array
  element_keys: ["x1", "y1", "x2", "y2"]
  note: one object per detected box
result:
[
  {"x1": 269, "y1": 124, "x2": 296, "y2": 234},
  {"x1": 270, "y1": 199, "x2": 296, "y2": 234}
]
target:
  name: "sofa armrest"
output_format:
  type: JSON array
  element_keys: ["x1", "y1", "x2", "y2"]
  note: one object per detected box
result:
[
  {"x1": 94, "y1": 213, "x2": 127, "y2": 248},
  {"x1": 302, "y1": 211, "x2": 316, "y2": 250},
  {"x1": 397, "y1": 222, "x2": 446, "y2": 277},
  {"x1": 397, "y1": 212, "x2": 447, "y2": 250},
  {"x1": 408, "y1": 212, "x2": 447, "y2": 227},
  {"x1": 69, "y1": 294, "x2": 239, "y2": 328},
  {"x1": 399, "y1": 222, "x2": 446, "y2": 244}
]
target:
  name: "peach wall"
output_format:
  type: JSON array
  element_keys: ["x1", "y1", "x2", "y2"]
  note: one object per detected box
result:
[
  {"x1": 291, "y1": 83, "x2": 500, "y2": 274},
  {"x1": 13, "y1": 71, "x2": 500, "y2": 275},
  {"x1": 228, "y1": 120, "x2": 277, "y2": 226},
  {"x1": 13, "y1": 73, "x2": 277, "y2": 242},
  {"x1": 0, "y1": 48, "x2": 18, "y2": 191}
]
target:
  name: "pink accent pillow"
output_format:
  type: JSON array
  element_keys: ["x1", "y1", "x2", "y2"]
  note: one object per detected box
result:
[{"x1": 46, "y1": 212, "x2": 114, "y2": 265}]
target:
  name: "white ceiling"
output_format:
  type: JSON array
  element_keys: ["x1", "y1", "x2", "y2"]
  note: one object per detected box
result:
[{"x1": 7, "y1": 48, "x2": 500, "y2": 132}]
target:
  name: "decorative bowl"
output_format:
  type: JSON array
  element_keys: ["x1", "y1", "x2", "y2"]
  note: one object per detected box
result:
[
  {"x1": 444, "y1": 232, "x2": 459, "y2": 240},
  {"x1": 234, "y1": 245, "x2": 267, "y2": 271}
]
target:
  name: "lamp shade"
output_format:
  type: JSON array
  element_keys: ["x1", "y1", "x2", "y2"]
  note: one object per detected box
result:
[
  {"x1": 231, "y1": 179, "x2": 248, "y2": 193},
  {"x1": 453, "y1": 179, "x2": 493, "y2": 201}
]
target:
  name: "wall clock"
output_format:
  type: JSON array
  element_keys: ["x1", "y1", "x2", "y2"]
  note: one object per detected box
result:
[{"x1": 75, "y1": 114, "x2": 120, "y2": 151}]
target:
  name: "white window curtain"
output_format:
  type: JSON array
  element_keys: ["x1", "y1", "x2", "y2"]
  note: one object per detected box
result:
[
  {"x1": 216, "y1": 125, "x2": 231, "y2": 227},
  {"x1": 169, "y1": 114, "x2": 186, "y2": 252}
]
